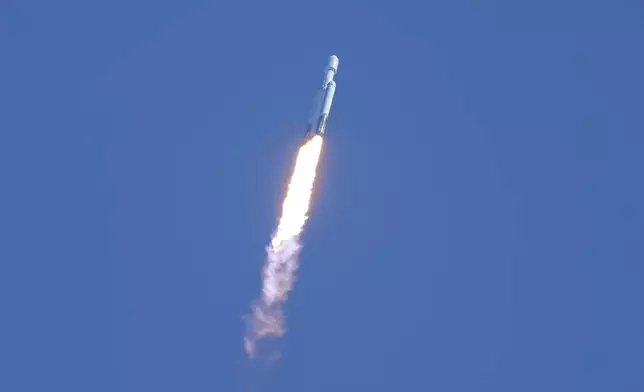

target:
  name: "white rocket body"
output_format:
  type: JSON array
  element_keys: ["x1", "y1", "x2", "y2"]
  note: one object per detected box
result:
[{"x1": 304, "y1": 55, "x2": 339, "y2": 139}]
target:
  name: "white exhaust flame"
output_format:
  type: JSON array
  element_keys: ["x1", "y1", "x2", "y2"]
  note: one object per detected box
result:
[{"x1": 245, "y1": 135, "x2": 324, "y2": 358}]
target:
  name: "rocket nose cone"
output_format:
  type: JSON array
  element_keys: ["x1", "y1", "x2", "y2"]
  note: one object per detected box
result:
[{"x1": 328, "y1": 55, "x2": 339, "y2": 71}]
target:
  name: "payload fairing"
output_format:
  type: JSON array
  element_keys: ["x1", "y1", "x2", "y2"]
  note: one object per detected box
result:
[{"x1": 303, "y1": 55, "x2": 339, "y2": 139}]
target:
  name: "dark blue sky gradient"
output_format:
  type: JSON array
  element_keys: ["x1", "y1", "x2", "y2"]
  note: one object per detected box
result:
[{"x1": 1, "y1": 1, "x2": 643, "y2": 391}]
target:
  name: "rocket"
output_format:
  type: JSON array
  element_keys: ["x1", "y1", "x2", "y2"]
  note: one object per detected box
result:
[{"x1": 303, "y1": 55, "x2": 339, "y2": 139}]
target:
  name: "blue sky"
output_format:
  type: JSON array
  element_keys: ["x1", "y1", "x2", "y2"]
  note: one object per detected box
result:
[{"x1": 1, "y1": 0, "x2": 643, "y2": 391}]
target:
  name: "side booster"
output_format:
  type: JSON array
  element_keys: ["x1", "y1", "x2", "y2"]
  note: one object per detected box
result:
[{"x1": 304, "y1": 55, "x2": 339, "y2": 139}]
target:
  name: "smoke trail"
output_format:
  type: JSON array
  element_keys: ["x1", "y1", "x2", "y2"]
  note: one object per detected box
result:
[{"x1": 245, "y1": 135, "x2": 324, "y2": 358}]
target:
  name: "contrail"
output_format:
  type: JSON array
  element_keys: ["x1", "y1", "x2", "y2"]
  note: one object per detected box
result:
[{"x1": 245, "y1": 134, "x2": 324, "y2": 358}]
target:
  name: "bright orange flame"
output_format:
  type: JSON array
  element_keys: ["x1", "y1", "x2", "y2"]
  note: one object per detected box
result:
[
  {"x1": 245, "y1": 134, "x2": 325, "y2": 357},
  {"x1": 271, "y1": 135, "x2": 324, "y2": 250}
]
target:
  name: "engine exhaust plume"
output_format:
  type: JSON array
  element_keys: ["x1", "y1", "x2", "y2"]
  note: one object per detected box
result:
[{"x1": 245, "y1": 135, "x2": 324, "y2": 358}]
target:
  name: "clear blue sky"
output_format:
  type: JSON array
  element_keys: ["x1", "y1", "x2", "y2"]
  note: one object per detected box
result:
[{"x1": 2, "y1": 1, "x2": 643, "y2": 391}]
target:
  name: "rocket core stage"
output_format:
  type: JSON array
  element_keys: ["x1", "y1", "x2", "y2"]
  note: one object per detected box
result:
[{"x1": 303, "y1": 55, "x2": 339, "y2": 139}]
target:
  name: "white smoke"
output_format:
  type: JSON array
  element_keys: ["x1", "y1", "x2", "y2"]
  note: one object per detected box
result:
[{"x1": 244, "y1": 237, "x2": 302, "y2": 358}]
